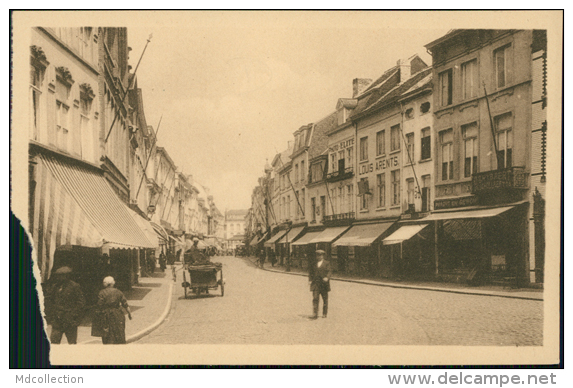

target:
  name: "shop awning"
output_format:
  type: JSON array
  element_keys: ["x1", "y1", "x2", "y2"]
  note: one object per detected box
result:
[
  {"x1": 250, "y1": 232, "x2": 268, "y2": 246},
  {"x1": 383, "y1": 224, "x2": 429, "y2": 245},
  {"x1": 264, "y1": 229, "x2": 289, "y2": 247},
  {"x1": 309, "y1": 226, "x2": 350, "y2": 244},
  {"x1": 127, "y1": 208, "x2": 159, "y2": 249},
  {"x1": 277, "y1": 226, "x2": 305, "y2": 244},
  {"x1": 333, "y1": 221, "x2": 395, "y2": 246},
  {"x1": 423, "y1": 206, "x2": 516, "y2": 221},
  {"x1": 150, "y1": 221, "x2": 169, "y2": 245},
  {"x1": 31, "y1": 153, "x2": 156, "y2": 281},
  {"x1": 291, "y1": 231, "x2": 323, "y2": 246}
]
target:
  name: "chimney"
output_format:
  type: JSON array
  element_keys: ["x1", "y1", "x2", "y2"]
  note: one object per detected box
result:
[
  {"x1": 397, "y1": 58, "x2": 411, "y2": 83},
  {"x1": 352, "y1": 78, "x2": 372, "y2": 97}
]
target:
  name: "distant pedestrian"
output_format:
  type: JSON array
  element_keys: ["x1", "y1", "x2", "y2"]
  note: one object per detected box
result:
[
  {"x1": 45, "y1": 266, "x2": 85, "y2": 344},
  {"x1": 159, "y1": 252, "x2": 167, "y2": 272},
  {"x1": 93, "y1": 276, "x2": 132, "y2": 344},
  {"x1": 258, "y1": 246, "x2": 266, "y2": 268},
  {"x1": 308, "y1": 250, "x2": 332, "y2": 319},
  {"x1": 269, "y1": 249, "x2": 276, "y2": 267}
]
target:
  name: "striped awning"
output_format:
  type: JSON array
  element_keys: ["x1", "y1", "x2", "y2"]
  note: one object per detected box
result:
[
  {"x1": 127, "y1": 208, "x2": 159, "y2": 248},
  {"x1": 31, "y1": 153, "x2": 155, "y2": 281},
  {"x1": 264, "y1": 229, "x2": 288, "y2": 247}
]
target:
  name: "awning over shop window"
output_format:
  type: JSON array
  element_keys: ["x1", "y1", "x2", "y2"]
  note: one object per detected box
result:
[
  {"x1": 291, "y1": 231, "x2": 323, "y2": 246},
  {"x1": 333, "y1": 221, "x2": 395, "y2": 246},
  {"x1": 31, "y1": 153, "x2": 156, "y2": 281},
  {"x1": 383, "y1": 224, "x2": 429, "y2": 245},
  {"x1": 150, "y1": 222, "x2": 169, "y2": 245},
  {"x1": 309, "y1": 226, "x2": 350, "y2": 244},
  {"x1": 422, "y1": 205, "x2": 516, "y2": 221},
  {"x1": 250, "y1": 232, "x2": 268, "y2": 246},
  {"x1": 126, "y1": 208, "x2": 159, "y2": 249},
  {"x1": 264, "y1": 229, "x2": 289, "y2": 247},
  {"x1": 277, "y1": 226, "x2": 305, "y2": 244}
]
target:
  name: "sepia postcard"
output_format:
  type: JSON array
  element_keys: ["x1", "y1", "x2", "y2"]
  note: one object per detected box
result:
[{"x1": 10, "y1": 10, "x2": 563, "y2": 366}]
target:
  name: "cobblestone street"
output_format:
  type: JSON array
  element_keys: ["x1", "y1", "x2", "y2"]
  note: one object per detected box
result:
[{"x1": 136, "y1": 256, "x2": 543, "y2": 346}]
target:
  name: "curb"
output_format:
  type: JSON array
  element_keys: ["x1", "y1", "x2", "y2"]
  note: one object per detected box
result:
[{"x1": 250, "y1": 258, "x2": 543, "y2": 302}]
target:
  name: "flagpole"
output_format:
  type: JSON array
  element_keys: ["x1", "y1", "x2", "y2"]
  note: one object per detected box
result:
[
  {"x1": 104, "y1": 34, "x2": 153, "y2": 144},
  {"x1": 482, "y1": 81, "x2": 500, "y2": 170},
  {"x1": 135, "y1": 115, "x2": 163, "y2": 198}
]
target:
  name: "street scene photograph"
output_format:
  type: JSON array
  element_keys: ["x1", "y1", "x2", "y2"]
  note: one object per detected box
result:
[{"x1": 10, "y1": 11, "x2": 562, "y2": 365}]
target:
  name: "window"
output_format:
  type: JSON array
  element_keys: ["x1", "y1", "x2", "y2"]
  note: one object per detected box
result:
[
  {"x1": 301, "y1": 188, "x2": 305, "y2": 217},
  {"x1": 407, "y1": 178, "x2": 415, "y2": 205},
  {"x1": 294, "y1": 164, "x2": 299, "y2": 183},
  {"x1": 360, "y1": 136, "x2": 368, "y2": 161},
  {"x1": 330, "y1": 153, "x2": 337, "y2": 173},
  {"x1": 376, "y1": 130, "x2": 385, "y2": 156},
  {"x1": 80, "y1": 95, "x2": 93, "y2": 161},
  {"x1": 55, "y1": 79, "x2": 70, "y2": 152},
  {"x1": 421, "y1": 127, "x2": 431, "y2": 160},
  {"x1": 420, "y1": 102, "x2": 431, "y2": 114},
  {"x1": 390, "y1": 125, "x2": 401, "y2": 152},
  {"x1": 295, "y1": 191, "x2": 299, "y2": 217},
  {"x1": 391, "y1": 170, "x2": 400, "y2": 206},
  {"x1": 346, "y1": 147, "x2": 353, "y2": 168},
  {"x1": 495, "y1": 113, "x2": 513, "y2": 169},
  {"x1": 311, "y1": 197, "x2": 316, "y2": 221},
  {"x1": 405, "y1": 133, "x2": 415, "y2": 164},
  {"x1": 287, "y1": 195, "x2": 291, "y2": 219},
  {"x1": 360, "y1": 178, "x2": 369, "y2": 211},
  {"x1": 282, "y1": 197, "x2": 286, "y2": 220},
  {"x1": 461, "y1": 59, "x2": 478, "y2": 99},
  {"x1": 440, "y1": 129, "x2": 454, "y2": 181},
  {"x1": 439, "y1": 69, "x2": 453, "y2": 107},
  {"x1": 421, "y1": 175, "x2": 431, "y2": 212},
  {"x1": 78, "y1": 27, "x2": 93, "y2": 62},
  {"x1": 338, "y1": 187, "x2": 344, "y2": 213},
  {"x1": 347, "y1": 184, "x2": 354, "y2": 213},
  {"x1": 320, "y1": 196, "x2": 326, "y2": 220},
  {"x1": 376, "y1": 173, "x2": 385, "y2": 208},
  {"x1": 338, "y1": 150, "x2": 345, "y2": 172},
  {"x1": 29, "y1": 64, "x2": 44, "y2": 140},
  {"x1": 301, "y1": 160, "x2": 305, "y2": 182},
  {"x1": 331, "y1": 188, "x2": 337, "y2": 214},
  {"x1": 462, "y1": 122, "x2": 479, "y2": 177},
  {"x1": 494, "y1": 45, "x2": 510, "y2": 89}
]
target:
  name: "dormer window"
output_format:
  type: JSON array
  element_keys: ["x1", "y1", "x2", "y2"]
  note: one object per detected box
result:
[{"x1": 337, "y1": 108, "x2": 347, "y2": 125}]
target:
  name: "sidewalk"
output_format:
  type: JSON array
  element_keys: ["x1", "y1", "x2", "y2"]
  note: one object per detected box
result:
[
  {"x1": 47, "y1": 266, "x2": 177, "y2": 345},
  {"x1": 246, "y1": 256, "x2": 543, "y2": 301}
]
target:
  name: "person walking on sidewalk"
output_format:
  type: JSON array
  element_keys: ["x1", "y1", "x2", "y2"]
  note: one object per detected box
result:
[
  {"x1": 45, "y1": 266, "x2": 85, "y2": 344},
  {"x1": 93, "y1": 276, "x2": 132, "y2": 344},
  {"x1": 308, "y1": 250, "x2": 332, "y2": 319}
]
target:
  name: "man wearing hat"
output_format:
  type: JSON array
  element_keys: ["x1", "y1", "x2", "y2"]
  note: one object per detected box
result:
[
  {"x1": 44, "y1": 266, "x2": 85, "y2": 344},
  {"x1": 308, "y1": 249, "x2": 332, "y2": 319},
  {"x1": 186, "y1": 237, "x2": 209, "y2": 265}
]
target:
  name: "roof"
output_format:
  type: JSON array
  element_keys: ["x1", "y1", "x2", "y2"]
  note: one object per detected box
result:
[
  {"x1": 351, "y1": 67, "x2": 433, "y2": 119},
  {"x1": 424, "y1": 29, "x2": 463, "y2": 51},
  {"x1": 226, "y1": 209, "x2": 249, "y2": 216}
]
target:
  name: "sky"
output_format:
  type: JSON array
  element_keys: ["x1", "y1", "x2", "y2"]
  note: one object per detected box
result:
[{"x1": 120, "y1": 12, "x2": 451, "y2": 212}]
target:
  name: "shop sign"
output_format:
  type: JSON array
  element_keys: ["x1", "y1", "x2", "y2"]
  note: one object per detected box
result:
[
  {"x1": 359, "y1": 155, "x2": 399, "y2": 176},
  {"x1": 328, "y1": 138, "x2": 354, "y2": 153},
  {"x1": 472, "y1": 167, "x2": 528, "y2": 193},
  {"x1": 434, "y1": 196, "x2": 478, "y2": 210}
]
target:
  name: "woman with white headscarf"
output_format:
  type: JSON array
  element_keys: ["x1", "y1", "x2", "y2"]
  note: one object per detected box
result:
[{"x1": 94, "y1": 276, "x2": 132, "y2": 344}]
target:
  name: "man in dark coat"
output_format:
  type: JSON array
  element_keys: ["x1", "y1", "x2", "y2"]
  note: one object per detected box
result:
[
  {"x1": 308, "y1": 250, "x2": 332, "y2": 319},
  {"x1": 186, "y1": 238, "x2": 209, "y2": 265},
  {"x1": 45, "y1": 266, "x2": 85, "y2": 344}
]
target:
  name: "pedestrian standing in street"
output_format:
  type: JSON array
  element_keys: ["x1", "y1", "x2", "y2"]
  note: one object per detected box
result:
[
  {"x1": 308, "y1": 250, "x2": 332, "y2": 320},
  {"x1": 44, "y1": 266, "x2": 85, "y2": 344},
  {"x1": 159, "y1": 252, "x2": 167, "y2": 272},
  {"x1": 258, "y1": 245, "x2": 266, "y2": 268},
  {"x1": 93, "y1": 276, "x2": 132, "y2": 344}
]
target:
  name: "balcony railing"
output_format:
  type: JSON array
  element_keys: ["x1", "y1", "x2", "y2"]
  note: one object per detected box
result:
[
  {"x1": 471, "y1": 166, "x2": 529, "y2": 194},
  {"x1": 326, "y1": 167, "x2": 354, "y2": 182},
  {"x1": 323, "y1": 212, "x2": 355, "y2": 222}
]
